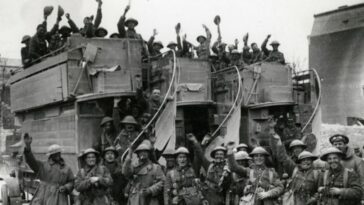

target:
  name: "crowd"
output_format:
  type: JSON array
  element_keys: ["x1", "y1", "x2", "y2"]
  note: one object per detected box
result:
[
  {"x1": 18, "y1": 115, "x2": 364, "y2": 205},
  {"x1": 20, "y1": 1, "x2": 285, "y2": 70}
]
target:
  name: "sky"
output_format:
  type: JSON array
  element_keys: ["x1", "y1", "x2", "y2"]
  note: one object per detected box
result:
[{"x1": 0, "y1": 0, "x2": 363, "y2": 69}]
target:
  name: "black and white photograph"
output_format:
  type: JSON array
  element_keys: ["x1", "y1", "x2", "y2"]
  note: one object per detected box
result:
[{"x1": 0, "y1": 0, "x2": 364, "y2": 204}]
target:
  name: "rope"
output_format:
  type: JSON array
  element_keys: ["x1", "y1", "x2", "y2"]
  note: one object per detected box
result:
[
  {"x1": 121, "y1": 50, "x2": 178, "y2": 160},
  {"x1": 211, "y1": 65, "x2": 243, "y2": 138},
  {"x1": 301, "y1": 68, "x2": 321, "y2": 133}
]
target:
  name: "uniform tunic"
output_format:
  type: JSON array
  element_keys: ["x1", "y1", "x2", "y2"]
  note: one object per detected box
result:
[
  {"x1": 318, "y1": 166, "x2": 362, "y2": 205},
  {"x1": 288, "y1": 168, "x2": 319, "y2": 205},
  {"x1": 75, "y1": 164, "x2": 113, "y2": 205},
  {"x1": 228, "y1": 154, "x2": 283, "y2": 205},
  {"x1": 164, "y1": 166, "x2": 204, "y2": 205},
  {"x1": 123, "y1": 159, "x2": 165, "y2": 205},
  {"x1": 104, "y1": 161, "x2": 128, "y2": 205},
  {"x1": 24, "y1": 147, "x2": 74, "y2": 205}
]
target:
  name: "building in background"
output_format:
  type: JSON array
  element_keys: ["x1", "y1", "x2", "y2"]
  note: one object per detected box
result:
[{"x1": 309, "y1": 3, "x2": 364, "y2": 125}]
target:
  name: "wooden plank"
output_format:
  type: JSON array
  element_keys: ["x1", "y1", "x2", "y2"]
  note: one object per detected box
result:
[
  {"x1": 9, "y1": 52, "x2": 68, "y2": 84},
  {"x1": 11, "y1": 66, "x2": 64, "y2": 112}
]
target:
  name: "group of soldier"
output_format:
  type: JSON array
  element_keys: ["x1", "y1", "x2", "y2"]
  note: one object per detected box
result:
[
  {"x1": 20, "y1": 1, "x2": 285, "y2": 70},
  {"x1": 18, "y1": 113, "x2": 364, "y2": 205}
]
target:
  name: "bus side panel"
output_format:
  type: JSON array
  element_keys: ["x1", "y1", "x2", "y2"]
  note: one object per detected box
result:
[{"x1": 77, "y1": 116, "x2": 103, "y2": 152}]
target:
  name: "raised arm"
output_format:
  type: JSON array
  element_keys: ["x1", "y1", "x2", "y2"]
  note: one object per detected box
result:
[
  {"x1": 94, "y1": 0, "x2": 103, "y2": 29},
  {"x1": 122, "y1": 146, "x2": 134, "y2": 178},
  {"x1": 23, "y1": 133, "x2": 43, "y2": 175},
  {"x1": 65, "y1": 13, "x2": 80, "y2": 33},
  {"x1": 117, "y1": 5, "x2": 130, "y2": 37},
  {"x1": 187, "y1": 133, "x2": 210, "y2": 171},
  {"x1": 113, "y1": 98, "x2": 122, "y2": 135},
  {"x1": 175, "y1": 23, "x2": 182, "y2": 51},
  {"x1": 226, "y1": 142, "x2": 248, "y2": 176},
  {"x1": 203, "y1": 24, "x2": 212, "y2": 42},
  {"x1": 261, "y1": 34, "x2": 271, "y2": 56}
]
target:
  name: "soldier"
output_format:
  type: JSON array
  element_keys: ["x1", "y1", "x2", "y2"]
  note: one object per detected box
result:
[
  {"x1": 195, "y1": 25, "x2": 212, "y2": 59},
  {"x1": 181, "y1": 34, "x2": 194, "y2": 58},
  {"x1": 29, "y1": 9, "x2": 60, "y2": 61},
  {"x1": 148, "y1": 89, "x2": 162, "y2": 116},
  {"x1": 226, "y1": 151, "x2": 251, "y2": 205},
  {"x1": 94, "y1": 98, "x2": 122, "y2": 153},
  {"x1": 284, "y1": 151, "x2": 319, "y2": 205},
  {"x1": 229, "y1": 50, "x2": 245, "y2": 68},
  {"x1": 226, "y1": 144, "x2": 283, "y2": 205},
  {"x1": 167, "y1": 23, "x2": 183, "y2": 57},
  {"x1": 261, "y1": 34, "x2": 285, "y2": 64},
  {"x1": 318, "y1": 147, "x2": 362, "y2": 205},
  {"x1": 250, "y1": 43, "x2": 263, "y2": 64},
  {"x1": 282, "y1": 118, "x2": 302, "y2": 142},
  {"x1": 187, "y1": 133, "x2": 228, "y2": 205},
  {"x1": 23, "y1": 133, "x2": 74, "y2": 205},
  {"x1": 122, "y1": 143, "x2": 165, "y2": 205},
  {"x1": 329, "y1": 134, "x2": 364, "y2": 204},
  {"x1": 148, "y1": 29, "x2": 164, "y2": 57},
  {"x1": 59, "y1": 26, "x2": 72, "y2": 45},
  {"x1": 21, "y1": 35, "x2": 31, "y2": 68},
  {"x1": 118, "y1": 5, "x2": 142, "y2": 39},
  {"x1": 161, "y1": 149, "x2": 176, "y2": 173},
  {"x1": 75, "y1": 148, "x2": 113, "y2": 205},
  {"x1": 164, "y1": 147, "x2": 208, "y2": 205},
  {"x1": 115, "y1": 115, "x2": 140, "y2": 155},
  {"x1": 236, "y1": 143, "x2": 249, "y2": 152},
  {"x1": 103, "y1": 146, "x2": 128, "y2": 205},
  {"x1": 95, "y1": 27, "x2": 108, "y2": 38}
]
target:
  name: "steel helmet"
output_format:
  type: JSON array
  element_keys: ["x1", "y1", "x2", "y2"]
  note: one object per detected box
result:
[
  {"x1": 196, "y1": 35, "x2": 207, "y2": 42},
  {"x1": 46, "y1": 144, "x2": 63, "y2": 156},
  {"x1": 95, "y1": 27, "x2": 108, "y2": 37},
  {"x1": 174, "y1": 147, "x2": 190, "y2": 156},
  {"x1": 110, "y1": 33, "x2": 121, "y2": 38},
  {"x1": 249, "y1": 146, "x2": 270, "y2": 156},
  {"x1": 135, "y1": 143, "x2": 152, "y2": 153},
  {"x1": 100, "y1": 116, "x2": 113, "y2": 127},
  {"x1": 125, "y1": 18, "x2": 139, "y2": 26},
  {"x1": 121, "y1": 115, "x2": 138, "y2": 125},
  {"x1": 167, "y1": 41, "x2": 178, "y2": 48},
  {"x1": 153, "y1": 41, "x2": 164, "y2": 48},
  {"x1": 236, "y1": 143, "x2": 248, "y2": 150},
  {"x1": 289, "y1": 140, "x2": 307, "y2": 150},
  {"x1": 329, "y1": 134, "x2": 349, "y2": 144},
  {"x1": 297, "y1": 151, "x2": 317, "y2": 162},
  {"x1": 320, "y1": 147, "x2": 345, "y2": 161},
  {"x1": 210, "y1": 146, "x2": 227, "y2": 158},
  {"x1": 80, "y1": 148, "x2": 99, "y2": 158},
  {"x1": 235, "y1": 151, "x2": 251, "y2": 161},
  {"x1": 103, "y1": 146, "x2": 118, "y2": 158},
  {"x1": 270, "y1": 40, "x2": 280, "y2": 46},
  {"x1": 228, "y1": 44, "x2": 235, "y2": 50},
  {"x1": 21, "y1": 35, "x2": 31, "y2": 43},
  {"x1": 162, "y1": 149, "x2": 176, "y2": 157}
]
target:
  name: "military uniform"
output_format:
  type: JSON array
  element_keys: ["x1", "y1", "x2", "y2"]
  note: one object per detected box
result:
[
  {"x1": 122, "y1": 158, "x2": 165, "y2": 205},
  {"x1": 117, "y1": 17, "x2": 143, "y2": 39},
  {"x1": 75, "y1": 148, "x2": 113, "y2": 205},
  {"x1": 285, "y1": 151, "x2": 320, "y2": 205},
  {"x1": 24, "y1": 146, "x2": 74, "y2": 205},
  {"x1": 164, "y1": 166, "x2": 205, "y2": 205},
  {"x1": 228, "y1": 147, "x2": 283, "y2": 205},
  {"x1": 195, "y1": 28, "x2": 212, "y2": 59},
  {"x1": 318, "y1": 166, "x2": 362, "y2": 205},
  {"x1": 261, "y1": 39, "x2": 285, "y2": 64}
]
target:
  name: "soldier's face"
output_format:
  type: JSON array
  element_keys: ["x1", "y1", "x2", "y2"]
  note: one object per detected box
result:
[
  {"x1": 237, "y1": 160, "x2": 249, "y2": 167},
  {"x1": 50, "y1": 152, "x2": 61, "y2": 162},
  {"x1": 332, "y1": 141, "x2": 347, "y2": 153},
  {"x1": 104, "y1": 151, "x2": 116, "y2": 163},
  {"x1": 168, "y1": 45, "x2": 177, "y2": 51},
  {"x1": 126, "y1": 22, "x2": 136, "y2": 29},
  {"x1": 252, "y1": 43, "x2": 259, "y2": 51},
  {"x1": 85, "y1": 153, "x2": 97, "y2": 166},
  {"x1": 153, "y1": 44, "x2": 163, "y2": 51},
  {"x1": 272, "y1": 45, "x2": 279, "y2": 51},
  {"x1": 137, "y1": 151, "x2": 149, "y2": 162},
  {"x1": 125, "y1": 124, "x2": 135, "y2": 132},
  {"x1": 152, "y1": 90, "x2": 161, "y2": 101},
  {"x1": 292, "y1": 147, "x2": 304, "y2": 157},
  {"x1": 253, "y1": 154, "x2": 265, "y2": 166},
  {"x1": 299, "y1": 158, "x2": 313, "y2": 170},
  {"x1": 37, "y1": 27, "x2": 46, "y2": 37},
  {"x1": 104, "y1": 122, "x2": 112, "y2": 133},
  {"x1": 165, "y1": 157, "x2": 175, "y2": 168},
  {"x1": 214, "y1": 151, "x2": 225, "y2": 163},
  {"x1": 327, "y1": 154, "x2": 341, "y2": 170},
  {"x1": 177, "y1": 154, "x2": 188, "y2": 167}
]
